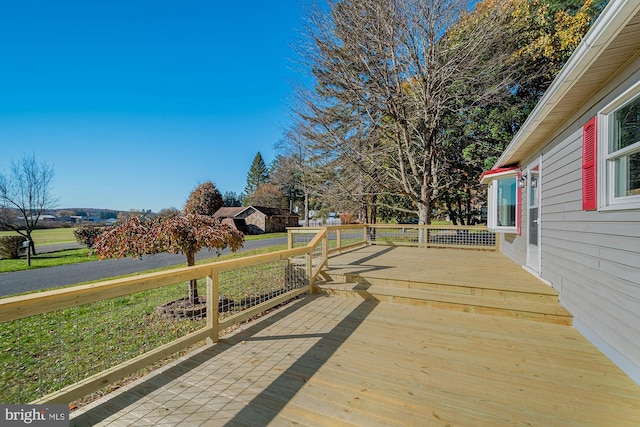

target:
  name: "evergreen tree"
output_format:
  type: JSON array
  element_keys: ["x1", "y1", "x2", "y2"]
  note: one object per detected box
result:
[
  {"x1": 244, "y1": 152, "x2": 269, "y2": 196},
  {"x1": 223, "y1": 191, "x2": 241, "y2": 207}
]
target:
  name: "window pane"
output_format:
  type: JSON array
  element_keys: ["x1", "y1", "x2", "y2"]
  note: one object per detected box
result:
[
  {"x1": 497, "y1": 177, "x2": 516, "y2": 227},
  {"x1": 529, "y1": 169, "x2": 539, "y2": 207},
  {"x1": 611, "y1": 94, "x2": 640, "y2": 152},
  {"x1": 614, "y1": 151, "x2": 640, "y2": 197}
]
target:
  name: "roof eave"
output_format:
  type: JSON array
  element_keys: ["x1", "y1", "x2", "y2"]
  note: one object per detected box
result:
[{"x1": 494, "y1": 0, "x2": 640, "y2": 169}]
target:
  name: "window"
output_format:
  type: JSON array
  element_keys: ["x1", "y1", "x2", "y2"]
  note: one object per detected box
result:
[
  {"x1": 482, "y1": 169, "x2": 520, "y2": 233},
  {"x1": 599, "y1": 84, "x2": 640, "y2": 210}
]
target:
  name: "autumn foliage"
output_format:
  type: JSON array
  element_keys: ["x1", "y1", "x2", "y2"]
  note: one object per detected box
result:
[
  {"x1": 74, "y1": 225, "x2": 104, "y2": 249},
  {"x1": 95, "y1": 214, "x2": 244, "y2": 304},
  {"x1": 95, "y1": 214, "x2": 244, "y2": 263},
  {"x1": 183, "y1": 181, "x2": 224, "y2": 216}
]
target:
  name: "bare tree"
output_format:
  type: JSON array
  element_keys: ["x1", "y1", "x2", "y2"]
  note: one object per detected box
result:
[
  {"x1": 293, "y1": 0, "x2": 515, "y2": 225},
  {"x1": 276, "y1": 123, "x2": 325, "y2": 225},
  {"x1": 0, "y1": 154, "x2": 57, "y2": 255}
]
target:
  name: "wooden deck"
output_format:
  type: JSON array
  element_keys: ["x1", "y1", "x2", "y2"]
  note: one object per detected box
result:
[
  {"x1": 70, "y1": 247, "x2": 640, "y2": 426},
  {"x1": 318, "y1": 245, "x2": 572, "y2": 325}
]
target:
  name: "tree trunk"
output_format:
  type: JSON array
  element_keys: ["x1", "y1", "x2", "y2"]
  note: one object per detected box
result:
[
  {"x1": 370, "y1": 194, "x2": 377, "y2": 224},
  {"x1": 304, "y1": 190, "x2": 309, "y2": 227},
  {"x1": 456, "y1": 194, "x2": 464, "y2": 226},
  {"x1": 446, "y1": 200, "x2": 457, "y2": 226},
  {"x1": 28, "y1": 235, "x2": 37, "y2": 256},
  {"x1": 418, "y1": 183, "x2": 432, "y2": 225},
  {"x1": 186, "y1": 252, "x2": 198, "y2": 305}
]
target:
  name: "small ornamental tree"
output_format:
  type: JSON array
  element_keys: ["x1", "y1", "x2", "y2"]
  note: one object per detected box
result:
[
  {"x1": 184, "y1": 181, "x2": 224, "y2": 216},
  {"x1": 95, "y1": 214, "x2": 244, "y2": 304},
  {"x1": 74, "y1": 225, "x2": 103, "y2": 249},
  {"x1": 0, "y1": 235, "x2": 27, "y2": 259},
  {"x1": 247, "y1": 183, "x2": 287, "y2": 209}
]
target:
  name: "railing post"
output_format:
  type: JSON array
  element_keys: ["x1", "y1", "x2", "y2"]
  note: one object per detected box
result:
[
  {"x1": 287, "y1": 229, "x2": 294, "y2": 249},
  {"x1": 206, "y1": 268, "x2": 219, "y2": 345},
  {"x1": 425, "y1": 226, "x2": 430, "y2": 249},
  {"x1": 306, "y1": 250, "x2": 313, "y2": 288},
  {"x1": 323, "y1": 231, "x2": 328, "y2": 261},
  {"x1": 364, "y1": 224, "x2": 369, "y2": 244},
  {"x1": 336, "y1": 229, "x2": 342, "y2": 252}
]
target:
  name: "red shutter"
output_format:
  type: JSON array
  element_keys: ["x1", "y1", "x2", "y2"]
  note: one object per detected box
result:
[{"x1": 582, "y1": 117, "x2": 597, "y2": 210}]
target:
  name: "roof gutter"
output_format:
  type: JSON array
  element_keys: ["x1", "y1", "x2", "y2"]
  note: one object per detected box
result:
[{"x1": 493, "y1": 0, "x2": 640, "y2": 169}]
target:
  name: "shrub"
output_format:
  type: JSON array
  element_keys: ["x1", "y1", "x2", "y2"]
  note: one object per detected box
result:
[
  {"x1": 0, "y1": 236, "x2": 27, "y2": 259},
  {"x1": 340, "y1": 213, "x2": 356, "y2": 224},
  {"x1": 74, "y1": 225, "x2": 104, "y2": 249}
]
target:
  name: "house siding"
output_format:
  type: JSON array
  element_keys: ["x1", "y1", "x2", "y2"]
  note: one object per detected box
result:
[{"x1": 510, "y1": 66, "x2": 640, "y2": 383}]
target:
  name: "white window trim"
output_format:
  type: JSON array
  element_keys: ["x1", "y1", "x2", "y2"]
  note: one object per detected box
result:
[
  {"x1": 598, "y1": 81, "x2": 640, "y2": 211},
  {"x1": 486, "y1": 171, "x2": 519, "y2": 233}
]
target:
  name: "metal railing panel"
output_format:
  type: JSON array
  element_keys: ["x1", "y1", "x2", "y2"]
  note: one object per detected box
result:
[{"x1": 0, "y1": 232, "x2": 329, "y2": 405}]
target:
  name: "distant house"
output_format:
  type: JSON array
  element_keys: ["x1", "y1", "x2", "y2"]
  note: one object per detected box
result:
[
  {"x1": 24, "y1": 215, "x2": 56, "y2": 222},
  {"x1": 213, "y1": 206, "x2": 299, "y2": 234},
  {"x1": 481, "y1": 0, "x2": 640, "y2": 384}
]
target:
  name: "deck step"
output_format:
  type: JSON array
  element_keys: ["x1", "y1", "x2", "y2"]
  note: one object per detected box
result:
[
  {"x1": 324, "y1": 272, "x2": 559, "y2": 304},
  {"x1": 313, "y1": 282, "x2": 572, "y2": 325}
]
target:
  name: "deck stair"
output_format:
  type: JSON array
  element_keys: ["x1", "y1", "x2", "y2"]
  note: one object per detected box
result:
[{"x1": 313, "y1": 265, "x2": 572, "y2": 325}]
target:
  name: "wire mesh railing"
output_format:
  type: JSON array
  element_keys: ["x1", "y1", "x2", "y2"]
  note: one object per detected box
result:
[
  {"x1": 0, "y1": 230, "x2": 328, "y2": 405},
  {"x1": 1, "y1": 281, "x2": 206, "y2": 404},
  {"x1": 217, "y1": 259, "x2": 308, "y2": 322},
  {"x1": 367, "y1": 224, "x2": 496, "y2": 249},
  {"x1": 288, "y1": 228, "x2": 323, "y2": 249}
]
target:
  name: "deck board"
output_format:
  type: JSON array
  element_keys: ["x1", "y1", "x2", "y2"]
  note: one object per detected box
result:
[
  {"x1": 70, "y1": 247, "x2": 640, "y2": 426},
  {"x1": 71, "y1": 299, "x2": 640, "y2": 426}
]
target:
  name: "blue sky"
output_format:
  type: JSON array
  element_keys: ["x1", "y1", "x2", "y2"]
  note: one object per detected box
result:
[{"x1": 0, "y1": 1, "x2": 305, "y2": 212}]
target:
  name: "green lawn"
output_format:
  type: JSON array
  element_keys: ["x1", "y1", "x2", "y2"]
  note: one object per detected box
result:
[
  {"x1": 0, "y1": 248, "x2": 99, "y2": 273},
  {"x1": 0, "y1": 227, "x2": 77, "y2": 245}
]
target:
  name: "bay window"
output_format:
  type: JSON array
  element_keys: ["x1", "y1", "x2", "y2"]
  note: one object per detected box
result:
[{"x1": 482, "y1": 168, "x2": 520, "y2": 233}]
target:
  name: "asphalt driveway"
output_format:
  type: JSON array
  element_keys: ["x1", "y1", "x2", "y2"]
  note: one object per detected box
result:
[{"x1": 0, "y1": 237, "x2": 287, "y2": 297}]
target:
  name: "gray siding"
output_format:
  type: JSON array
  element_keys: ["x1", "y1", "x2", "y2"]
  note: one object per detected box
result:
[
  {"x1": 514, "y1": 70, "x2": 640, "y2": 383},
  {"x1": 499, "y1": 232, "x2": 526, "y2": 265}
]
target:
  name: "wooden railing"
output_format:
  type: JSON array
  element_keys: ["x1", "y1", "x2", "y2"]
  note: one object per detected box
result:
[
  {"x1": 289, "y1": 224, "x2": 496, "y2": 252},
  {"x1": 288, "y1": 224, "x2": 369, "y2": 255},
  {"x1": 367, "y1": 224, "x2": 497, "y2": 250},
  {"x1": 0, "y1": 223, "x2": 494, "y2": 405},
  {"x1": 0, "y1": 229, "x2": 328, "y2": 405}
]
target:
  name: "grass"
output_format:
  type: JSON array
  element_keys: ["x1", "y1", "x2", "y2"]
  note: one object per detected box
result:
[
  {"x1": 1, "y1": 282, "x2": 208, "y2": 404},
  {"x1": 0, "y1": 249, "x2": 98, "y2": 273},
  {"x1": 0, "y1": 227, "x2": 78, "y2": 245}
]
